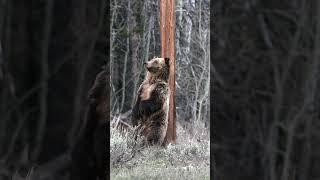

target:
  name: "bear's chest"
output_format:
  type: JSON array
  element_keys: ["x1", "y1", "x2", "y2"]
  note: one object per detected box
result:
[{"x1": 140, "y1": 84, "x2": 156, "y2": 101}]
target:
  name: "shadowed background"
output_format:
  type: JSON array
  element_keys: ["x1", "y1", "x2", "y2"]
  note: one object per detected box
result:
[
  {"x1": 213, "y1": 0, "x2": 320, "y2": 179},
  {"x1": 0, "y1": 0, "x2": 108, "y2": 179}
]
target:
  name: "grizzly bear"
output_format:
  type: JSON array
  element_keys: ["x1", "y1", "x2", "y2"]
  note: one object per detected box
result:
[{"x1": 132, "y1": 57, "x2": 170, "y2": 145}]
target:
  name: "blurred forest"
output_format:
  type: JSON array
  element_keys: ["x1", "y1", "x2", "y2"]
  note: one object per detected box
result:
[
  {"x1": 0, "y1": 0, "x2": 107, "y2": 179},
  {"x1": 214, "y1": 0, "x2": 320, "y2": 180},
  {"x1": 110, "y1": 0, "x2": 210, "y2": 127}
]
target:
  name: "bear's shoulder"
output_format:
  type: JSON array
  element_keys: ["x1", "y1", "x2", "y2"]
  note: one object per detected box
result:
[
  {"x1": 152, "y1": 81, "x2": 169, "y2": 97},
  {"x1": 154, "y1": 81, "x2": 168, "y2": 90}
]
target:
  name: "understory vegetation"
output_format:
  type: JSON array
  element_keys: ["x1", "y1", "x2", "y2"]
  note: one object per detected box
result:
[{"x1": 110, "y1": 117, "x2": 210, "y2": 180}]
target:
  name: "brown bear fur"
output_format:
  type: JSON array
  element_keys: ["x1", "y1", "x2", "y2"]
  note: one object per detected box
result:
[{"x1": 132, "y1": 57, "x2": 170, "y2": 145}]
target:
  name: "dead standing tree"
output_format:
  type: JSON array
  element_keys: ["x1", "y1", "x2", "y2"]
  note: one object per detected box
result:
[{"x1": 160, "y1": 0, "x2": 176, "y2": 144}]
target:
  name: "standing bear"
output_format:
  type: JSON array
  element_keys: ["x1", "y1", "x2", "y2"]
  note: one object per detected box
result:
[{"x1": 132, "y1": 57, "x2": 170, "y2": 145}]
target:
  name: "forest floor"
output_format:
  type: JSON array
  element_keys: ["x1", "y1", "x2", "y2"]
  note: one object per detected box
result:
[{"x1": 110, "y1": 118, "x2": 210, "y2": 180}]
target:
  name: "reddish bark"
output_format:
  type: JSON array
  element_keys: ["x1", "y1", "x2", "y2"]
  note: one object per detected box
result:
[{"x1": 160, "y1": 0, "x2": 176, "y2": 144}]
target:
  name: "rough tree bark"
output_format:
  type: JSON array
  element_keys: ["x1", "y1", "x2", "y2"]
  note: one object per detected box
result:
[{"x1": 160, "y1": 0, "x2": 176, "y2": 144}]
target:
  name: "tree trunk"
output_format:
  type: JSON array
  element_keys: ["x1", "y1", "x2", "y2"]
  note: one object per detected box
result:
[{"x1": 160, "y1": 0, "x2": 176, "y2": 144}]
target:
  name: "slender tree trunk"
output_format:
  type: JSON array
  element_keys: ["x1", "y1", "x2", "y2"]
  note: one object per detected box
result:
[
  {"x1": 32, "y1": 0, "x2": 54, "y2": 161},
  {"x1": 120, "y1": 0, "x2": 130, "y2": 112},
  {"x1": 128, "y1": 1, "x2": 142, "y2": 111}
]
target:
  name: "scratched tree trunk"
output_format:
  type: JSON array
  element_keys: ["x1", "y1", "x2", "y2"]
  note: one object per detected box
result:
[{"x1": 160, "y1": 0, "x2": 176, "y2": 144}]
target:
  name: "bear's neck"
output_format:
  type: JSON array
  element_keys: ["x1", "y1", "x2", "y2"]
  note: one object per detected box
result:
[{"x1": 145, "y1": 71, "x2": 169, "y2": 84}]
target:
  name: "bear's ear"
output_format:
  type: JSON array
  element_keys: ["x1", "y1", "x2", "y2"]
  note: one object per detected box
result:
[{"x1": 165, "y1": 57, "x2": 170, "y2": 66}]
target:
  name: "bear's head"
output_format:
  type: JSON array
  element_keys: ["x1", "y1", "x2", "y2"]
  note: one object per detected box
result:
[{"x1": 144, "y1": 57, "x2": 170, "y2": 74}]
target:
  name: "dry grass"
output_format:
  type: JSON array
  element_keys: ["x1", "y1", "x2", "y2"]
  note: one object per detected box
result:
[{"x1": 110, "y1": 118, "x2": 210, "y2": 180}]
